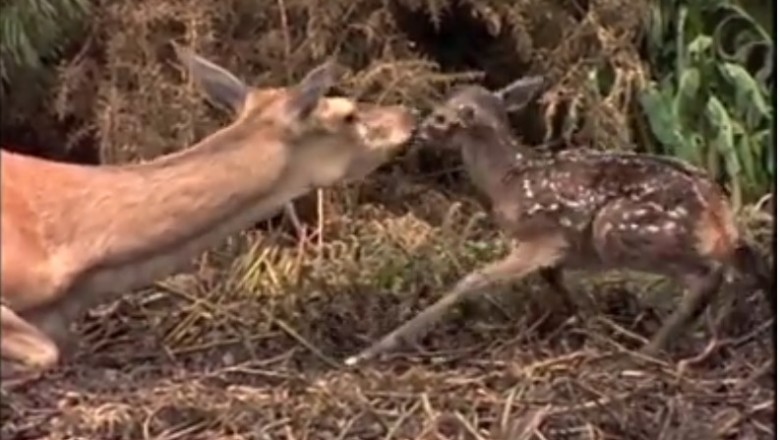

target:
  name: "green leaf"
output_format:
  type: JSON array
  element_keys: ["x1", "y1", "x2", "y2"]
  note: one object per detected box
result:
[
  {"x1": 736, "y1": 133, "x2": 757, "y2": 188},
  {"x1": 715, "y1": 2, "x2": 771, "y2": 42},
  {"x1": 687, "y1": 35, "x2": 712, "y2": 55},
  {"x1": 0, "y1": 0, "x2": 89, "y2": 86},
  {"x1": 767, "y1": 132, "x2": 776, "y2": 178},
  {"x1": 718, "y1": 62, "x2": 771, "y2": 130},
  {"x1": 648, "y1": 5, "x2": 666, "y2": 55},
  {"x1": 751, "y1": 128, "x2": 773, "y2": 181},
  {"x1": 673, "y1": 67, "x2": 701, "y2": 130},
  {"x1": 705, "y1": 96, "x2": 740, "y2": 176},
  {"x1": 676, "y1": 6, "x2": 690, "y2": 76},
  {"x1": 639, "y1": 86, "x2": 698, "y2": 161}
]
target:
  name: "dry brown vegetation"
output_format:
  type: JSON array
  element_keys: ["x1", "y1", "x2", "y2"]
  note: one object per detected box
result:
[{"x1": 1, "y1": 0, "x2": 775, "y2": 439}]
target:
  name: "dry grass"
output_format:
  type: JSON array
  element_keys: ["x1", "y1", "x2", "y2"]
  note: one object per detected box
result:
[
  {"x1": 3, "y1": 0, "x2": 653, "y2": 162},
  {"x1": 1, "y1": 182, "x2": 775, "y2": 439},
  {"x1": 0, "y1": 0, "x2": 775, "y2": 438}
]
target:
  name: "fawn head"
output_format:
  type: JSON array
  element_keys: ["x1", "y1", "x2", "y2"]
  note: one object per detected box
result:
[
  {"x1": 174, "y1": 45, "x2": 417, "y2": 186},
  {"x1": 419, "y1": 76, "x2": 545, "y2": 147}
]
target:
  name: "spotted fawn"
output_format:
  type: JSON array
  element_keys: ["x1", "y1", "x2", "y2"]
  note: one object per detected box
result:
[{"x1": 346, "y1": 76, "x2": 774, "y2": 365}]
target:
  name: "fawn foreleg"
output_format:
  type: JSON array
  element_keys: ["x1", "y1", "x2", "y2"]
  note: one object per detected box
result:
[{"x1": 345, "y1": 234, "x2": 567, "y2": 366}]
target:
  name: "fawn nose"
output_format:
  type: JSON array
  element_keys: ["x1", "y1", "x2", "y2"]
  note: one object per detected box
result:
[{"x1": 416, "y1": 111, "x2": 447, "y2": 143}]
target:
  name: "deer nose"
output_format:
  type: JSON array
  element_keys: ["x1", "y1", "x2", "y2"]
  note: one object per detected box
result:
[{"x1": 412, "y1": 123, "x2": 432, "y2": 145}]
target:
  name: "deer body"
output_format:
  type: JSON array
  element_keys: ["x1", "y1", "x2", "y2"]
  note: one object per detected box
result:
[
  {"x1": 346, "y1": 80, "x2": 773, "y2": 366},
  {"x1": 3, "y1": 134, "x2": 286, "y2": 308},
  {"x1": 1, "y1": 46, "x2": 416, "y2": 382}
]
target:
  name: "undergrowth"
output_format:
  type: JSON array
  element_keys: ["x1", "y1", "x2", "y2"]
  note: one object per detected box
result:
[
  {"x1": 0, "y1": 2, "x2": 775, "y2": 436},
  {"x1": 2, "y1": 0, "x2": 773, "y2": 204}
]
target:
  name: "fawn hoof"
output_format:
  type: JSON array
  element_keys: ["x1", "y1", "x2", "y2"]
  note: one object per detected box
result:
[
  {"x1": 344, "y1": 347, "x2": 376, "y2": 367},
  {"x1": 344, "y1": 355, "x2": 360, "y2": 367},
  {"x1": 344, "y1": 341, "x2": 390, "y2": 367}
]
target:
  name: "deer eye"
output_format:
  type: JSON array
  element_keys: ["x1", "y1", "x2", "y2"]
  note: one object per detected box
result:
[
  {"x1": 343, "y1": 112, "x2": 358, "y2": 124},
  {"x1": 432, "y1": 113, "x2": 448, "y2": 126}
]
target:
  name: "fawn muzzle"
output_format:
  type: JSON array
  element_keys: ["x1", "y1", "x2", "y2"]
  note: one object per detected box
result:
[{"x1": 416, "y1": 107, "x2": 463, "y2": 146}]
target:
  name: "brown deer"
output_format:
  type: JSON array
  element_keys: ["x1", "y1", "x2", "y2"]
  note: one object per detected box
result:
[
  {"x1": 1, "y1": 45, "x2": 417, "y2": 384},
  {"x1": 345, "y1": 77, "x2": 774, "y2": 366}
]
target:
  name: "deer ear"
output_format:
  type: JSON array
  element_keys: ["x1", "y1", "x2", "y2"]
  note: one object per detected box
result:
[
  {"x1": 493, "y1": 75, "x2": 545, "y2": 112},
  {"x1": 285, "y1": 60, "x2": 342, "y2": 122},
  {"x1": 173, "y1": 43, "x2": 249, "y2": 114}
]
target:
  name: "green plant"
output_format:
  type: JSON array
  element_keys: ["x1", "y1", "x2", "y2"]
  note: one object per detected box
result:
[
  {"x1": 639, "y1": 0, "x2": 774, "y2": 206},
  {"x1": 0, "y1": 0, "x2": 90, "y2": 89}
]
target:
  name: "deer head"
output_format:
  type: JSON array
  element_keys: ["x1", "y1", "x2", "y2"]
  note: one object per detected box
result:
[
  {"x1": 418, "y1": 76, "x2": 545, "y2": 148},
  {"x1": 174, "y1": 45, "x2": 417, "y2": 187}
]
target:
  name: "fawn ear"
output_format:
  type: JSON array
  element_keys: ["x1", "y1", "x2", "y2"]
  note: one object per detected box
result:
[
  {"x1": 494, "y1": 75, "x2": 544, "y2": 113},
  {"x1": 173, "y1": 43, "x2": 249, "y2": 114},
  {"x1": 284, "y1": 60, "x2": 342, "y2": 122}
]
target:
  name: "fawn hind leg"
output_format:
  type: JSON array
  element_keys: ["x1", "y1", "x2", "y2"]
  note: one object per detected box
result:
[
  {"x1": 1, "y1": 305, "x2": 60, "y2": 387},
  {"x1": 539, "y1": 266, "x2": 577, "y2": 315},
  {"x1": 642, "y1": 264, "x2": 723, "y2": 356},
  {"x1": 592, "y1": 198, "x2": 725, "y2": 356}
]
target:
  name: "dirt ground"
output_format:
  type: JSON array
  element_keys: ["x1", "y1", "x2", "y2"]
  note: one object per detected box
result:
[
  {"x1": 0, "y1": 0, "x2": 776, "y2": 438},
  {"x1": 1, "y1": 188, "x2": 775, "y2": 440}
]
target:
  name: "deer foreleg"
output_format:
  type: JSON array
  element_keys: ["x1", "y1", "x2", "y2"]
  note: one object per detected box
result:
[
  {"x1": 283, "y1": 203, "x2": 307, "y2": 239},
  {"x1": 1, "y1": 305, "x2": 60, "y2": 388}
]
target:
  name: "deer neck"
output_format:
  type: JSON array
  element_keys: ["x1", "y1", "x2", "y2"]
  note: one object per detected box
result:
[
  {"x1": 458, "y1": 128, "x2": 522, "y2": 198},
  {"x1": 47, "y1": 122, "x2": 308, "y2": 296}
]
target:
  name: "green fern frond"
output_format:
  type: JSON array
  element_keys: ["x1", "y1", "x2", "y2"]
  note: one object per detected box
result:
[{"x1": 0, "y1": 0, "x2": 90, "y2": 87}]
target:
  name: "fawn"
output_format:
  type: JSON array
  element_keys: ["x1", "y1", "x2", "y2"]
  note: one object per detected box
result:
[
  {"x1": 0, "y1": 44, "x2": 417, "y2": 383},
  {"x1": 346, "y1": 76, "x2": 774, "y2": 366}
]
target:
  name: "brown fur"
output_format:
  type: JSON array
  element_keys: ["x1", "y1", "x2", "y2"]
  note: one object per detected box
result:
[{"x1": 694, "y1": 190, "x2": 739, "y2": 262}]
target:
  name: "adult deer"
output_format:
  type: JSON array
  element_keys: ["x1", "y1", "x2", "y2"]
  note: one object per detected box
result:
[
  {"x1": 1, "y1": 45, "x2": 417, "y2": 383},
  {"x1": 346, "y1": 77, "x2": 774, "y2": 366}
]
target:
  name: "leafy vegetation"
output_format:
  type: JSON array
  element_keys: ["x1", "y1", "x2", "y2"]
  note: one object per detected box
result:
[
  {"x1": 640, "y1": 0, "x2": 775, "y2": 206},
  {"x1": 0, "y1": 0, "x2": 89, "y2": 91},
  {"x1": 0, "y1": 0, "x2": 774, "y2": 204}
]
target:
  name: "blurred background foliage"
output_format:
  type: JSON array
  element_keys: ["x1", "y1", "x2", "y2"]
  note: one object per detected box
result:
[
  {"x1": 0, "y1": 0, "x2": 775, "y2": 205},
  {"x1": 639, "y1": 0, "x2": 775, "y2": 207},
  {"x1": 0, "y1": 0, "x2": 90, "y2": 92}
]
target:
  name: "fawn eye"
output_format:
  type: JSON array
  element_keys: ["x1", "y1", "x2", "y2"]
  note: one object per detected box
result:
[{"x1": 457, "y1": 105, "x2": 476, "y2": 122}]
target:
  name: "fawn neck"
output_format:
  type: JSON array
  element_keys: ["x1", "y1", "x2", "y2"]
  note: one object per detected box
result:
[
  {"x1": 458, "y1": 126, "x2": 526, "y2": 197},
  {"x1": 46, "y1": 121, "x2": 306, "y2": 297}
]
